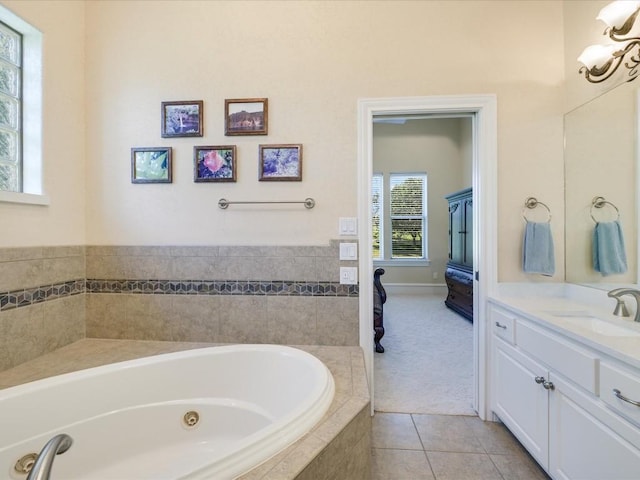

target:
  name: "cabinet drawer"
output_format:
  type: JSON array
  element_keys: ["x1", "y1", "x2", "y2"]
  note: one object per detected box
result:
[
  {"x1": 446, "y1": 280, "x2": 472, "y2": 296},
  {"x1": 491, "y1": 307, "x2": 516, "y2": 344},
  {"x1": 601, "y1": 361, "x2": 640, "y2": 427},
  {"x1": 516, "y1": 320, "x2": 598, "y2": 394}
]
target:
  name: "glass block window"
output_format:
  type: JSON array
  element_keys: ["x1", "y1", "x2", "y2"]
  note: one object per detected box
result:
[{"x1": 0, "y1": 20, "x2": 20, "y2": 192}]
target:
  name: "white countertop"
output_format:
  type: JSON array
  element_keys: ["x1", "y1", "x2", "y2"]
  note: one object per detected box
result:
[{"x1": 491, "y1": 283, "x2": 640, "y2": 369}]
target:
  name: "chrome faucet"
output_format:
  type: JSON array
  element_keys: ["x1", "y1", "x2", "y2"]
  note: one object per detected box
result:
[
  {"x1": 26, "y1": 433, "x2": 73, "y2": 480},
  {"x1": 607, "y1": 288, "x2": 640, "y2": 322}
]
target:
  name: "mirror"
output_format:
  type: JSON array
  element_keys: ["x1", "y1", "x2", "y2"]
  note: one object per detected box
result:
[{"x1": 564, "y1": 81, "x2": 638, "y2": 287}]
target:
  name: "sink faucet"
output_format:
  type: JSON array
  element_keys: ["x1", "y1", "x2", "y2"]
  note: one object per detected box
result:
[
  {"x1": 607, "y1": 288, "x2": 640, "y2": 322},
  {"x1": 26, "y1": 433, "x2": 73, "y2": 480}
]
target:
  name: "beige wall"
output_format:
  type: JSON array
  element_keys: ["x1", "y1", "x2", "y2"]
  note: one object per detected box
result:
[
  {"x1": 372, "y1": 118, "x2": 470, "y2": 284},
  {"x1": 0, "y1": 0, "x2": 566, "y2": 282},
  {"x1": 82, "y1": 0, "x2": 565, "y2": 284},
  {"x1": 0, "y1": 1, "x2": 86, "y2": 248}
]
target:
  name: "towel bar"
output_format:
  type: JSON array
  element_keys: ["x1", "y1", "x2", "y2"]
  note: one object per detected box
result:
[
  {"x1": 218, "y1": 198, "x2": 316, "y2": 209},
  {"x1": 590, "y1": 196, "x2": 620, "y2": 222},
  {"x1": 522, "y1": 197, "x2": 551, "y2": 223}
]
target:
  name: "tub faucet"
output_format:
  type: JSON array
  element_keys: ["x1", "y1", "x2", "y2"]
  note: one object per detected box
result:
[
  {"x1": 26, "y1": 433, "x2": 73, "y2": 480},
  {"x1": 607, "y1": 288, "x2": 640, "y2": 322}
]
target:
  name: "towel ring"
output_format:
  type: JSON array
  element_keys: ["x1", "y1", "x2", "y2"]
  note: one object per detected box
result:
[
  {"x1": 522, "y1": 197, "x2": 551, "y2": 223},
  {"x1": 590, "y1": 196, "x2": 620, "y2": 223}
]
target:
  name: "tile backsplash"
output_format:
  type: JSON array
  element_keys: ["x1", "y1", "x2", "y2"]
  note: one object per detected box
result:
[{"x1": 0, "y1": 242, "x2": 359, "y2": 371}]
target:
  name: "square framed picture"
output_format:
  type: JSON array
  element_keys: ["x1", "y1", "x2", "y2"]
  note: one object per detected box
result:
[
  {"x1": 161, "y1": 100, "x2": 203, "y2": 137},
  {"x1": 225, "y1": 98, "x2": 268, "y2": 136},
  {"x1": 194, "y1": 145, "x2": 237, "y2": 182},
  {"x1": 259, "y1": 144, "x2": 302, "y2": 181},
  {"x1": 131, "y1": 147, "x2": 172, "y2": 183}
]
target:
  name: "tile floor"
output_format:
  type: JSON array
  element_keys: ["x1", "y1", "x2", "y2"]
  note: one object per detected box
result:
[{"x1": 371, "y1": 412, "x2": 551, "y2": 480}]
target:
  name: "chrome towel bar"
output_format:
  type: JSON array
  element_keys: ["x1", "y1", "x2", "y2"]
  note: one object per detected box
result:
[
  {"x1": 590, "y1": 196, "x2": 620, "y2": 222},
  {"x1": 218, "y1": 198, "x2": 316, "y2": 209},
  {"x1": 522, "y1": 197, "x2": 551, "y2": 223}
]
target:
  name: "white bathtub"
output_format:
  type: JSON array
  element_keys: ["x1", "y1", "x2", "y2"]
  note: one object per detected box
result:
[{"x1": 0, "y1": 344, "x2": 335, "y2": 480}]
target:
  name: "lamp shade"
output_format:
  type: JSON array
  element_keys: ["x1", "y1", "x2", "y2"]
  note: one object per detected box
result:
[
  {"x1": 597, "y1": 0, "x2": 640, "y2": 29},
  {"x1": 578, "y1": 44, "x2": 618, "y2": 68}
]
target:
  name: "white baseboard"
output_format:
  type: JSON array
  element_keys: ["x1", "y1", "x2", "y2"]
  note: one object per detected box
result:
[{"x1": 384, "y1": 283, "x2": 447, "y2": 295}]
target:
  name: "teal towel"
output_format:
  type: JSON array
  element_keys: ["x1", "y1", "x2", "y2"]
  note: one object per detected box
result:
[
  {"x1": 523, "y1": 221, "x2": 555, "y2": 276},
  {"x1": 593, "y1": 220, "x2": 627, "y2": 276}
]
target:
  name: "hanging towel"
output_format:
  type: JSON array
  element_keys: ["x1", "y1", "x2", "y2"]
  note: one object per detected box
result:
[
  {"x1": 593, "y1": 220, "x2": 627, "y2": 276},
  {"x1": 522, "y1": 221, "x2": 555, "y2": 276}
]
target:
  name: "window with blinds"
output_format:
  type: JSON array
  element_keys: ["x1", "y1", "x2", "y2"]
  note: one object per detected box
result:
[
  {"x1": 0, "y1": 20, "x2": 21, "y2": 192},
  {"x1": 390, "y1": 173, "x2": 426, "y2": 259},
  {"x1": 372, "y1": 173, "x2": 383, "y2": 259},
  {"x1": 372, "y1": 172, "x2": 427, "y2": 262}
]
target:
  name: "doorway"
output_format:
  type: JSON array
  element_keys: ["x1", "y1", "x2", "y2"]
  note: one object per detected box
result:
[
  {"x1": 356, "y1": 95, "x2": 498, "y2": 420},
  {"x1": 372, "y1": 114, "x2": 474, "y2": 415}
]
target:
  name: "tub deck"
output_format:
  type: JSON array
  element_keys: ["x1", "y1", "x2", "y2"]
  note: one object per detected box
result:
[{"x1": 0, "y1": 340, "x2": 371, "y2": 479}]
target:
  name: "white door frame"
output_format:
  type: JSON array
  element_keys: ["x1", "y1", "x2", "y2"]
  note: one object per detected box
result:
[{"x1": 356, "y1": 94, "x2": 497, "y2": 420}]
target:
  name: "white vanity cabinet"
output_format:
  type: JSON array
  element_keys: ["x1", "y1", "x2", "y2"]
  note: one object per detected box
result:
[{"x1": 490, "y1": 302, "x2": 640, "y2": 479}]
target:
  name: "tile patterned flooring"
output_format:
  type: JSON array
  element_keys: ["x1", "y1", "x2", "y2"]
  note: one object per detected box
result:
[
  {"x1": 372, "y1": 413, "x2": 549, "y2": 480},
  {"x1": 371, "y1": 294, "x2": 551, "y2": 479},
  {"x1": 371, "y1": 412, "x2": 551, "y2": 480}
]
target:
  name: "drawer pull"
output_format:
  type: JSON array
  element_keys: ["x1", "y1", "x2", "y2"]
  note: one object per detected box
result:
[
  {"x1": 495, "y1": 322, "x2": 507, "y2": 330},
  {"x1": 613, "y1": 388, "x2": 640, "y2": 407}
]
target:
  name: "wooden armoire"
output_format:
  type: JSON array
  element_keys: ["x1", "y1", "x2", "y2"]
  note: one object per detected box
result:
[{"x1": 444, "y1": 187, "x2": 473, "y2": 321}]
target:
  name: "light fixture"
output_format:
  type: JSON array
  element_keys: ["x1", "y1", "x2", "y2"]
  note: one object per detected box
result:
[{"x1": 578, "y1": 1, "x2": 640, "y2": 83}]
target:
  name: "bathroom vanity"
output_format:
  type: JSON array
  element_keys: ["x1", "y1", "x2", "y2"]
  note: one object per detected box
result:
[{"x1": 489, "y1": 287, "x2": 640, "y2": 479}]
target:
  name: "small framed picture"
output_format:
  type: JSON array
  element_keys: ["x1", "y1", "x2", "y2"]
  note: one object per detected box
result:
[
  {"x1": 259, "y1": 144, "x2": 302, "y2": 181},
  {"x1": 225, "y1": 98, "x2": 268, "y2": 136},
  {"x1": 131, "y1": 147, "x2": 172, "y2": 183},
  {"x1": 194, "y1": 145, "x2": 237, "y2": 182},
  {"x1": 161, "y1": 100, "x2": 203, "y2": 137}
]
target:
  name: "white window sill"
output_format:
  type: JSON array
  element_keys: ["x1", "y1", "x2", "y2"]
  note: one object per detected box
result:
[
  {"x1": 374, "y1": 259, "x2": 431, "y2": 267},
  {"x1": 0, "y1": 191, "x2": 50, "y2": 206}
]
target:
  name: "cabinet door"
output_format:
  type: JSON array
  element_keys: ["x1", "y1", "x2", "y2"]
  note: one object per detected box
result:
[
  {"x1": 462, "y1": 196, "x2": 473, "y2": 266},
  {"x1": 448, "y1": 199, "x2": 463, "y2": 264},
  {"x1": 549, "y1": 374, "x2": 640, "y2": 480},
  {"x1": 494, "y1": 338, "x2": 549, "y2": 469}
]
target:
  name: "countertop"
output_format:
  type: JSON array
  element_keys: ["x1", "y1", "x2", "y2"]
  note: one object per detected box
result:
[{"x1": 490, "y1": 288, "x2": 640, "y2": 369}]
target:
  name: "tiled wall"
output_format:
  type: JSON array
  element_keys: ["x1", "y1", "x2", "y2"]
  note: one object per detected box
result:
[
  {"x1": 0, "y1": 242, "x2": 359, "y2": 371},
  {"x1": 0, "y1": 246, "x2": 86, "y2": 371}
]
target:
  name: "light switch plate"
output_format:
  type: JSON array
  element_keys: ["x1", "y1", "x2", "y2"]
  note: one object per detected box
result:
[
  {"x1": 339, "y1": 242, "x2": 358, "y2": 260},
  {"x1": 339, "y1": 217, "x2": 358, "y2": 236},
  {"x1": 339, "y1": 267, "x2": 358, "y2": 284}
]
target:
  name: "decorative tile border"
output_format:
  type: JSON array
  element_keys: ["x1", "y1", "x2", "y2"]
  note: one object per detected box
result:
[
  {"x1": 86, "y1": 279, "x2": 358, "y2": 297},
  {"x1": 0, "y1": 279, "x2": 358, "y2": 312},
  {"x1": 0, "y1": 280, "x2": 85, "y2": 312}
]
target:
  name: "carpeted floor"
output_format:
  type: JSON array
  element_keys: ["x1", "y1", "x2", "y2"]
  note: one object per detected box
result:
[{"x1": 373, "y1": 292, "x2": 475, "y2": 416}]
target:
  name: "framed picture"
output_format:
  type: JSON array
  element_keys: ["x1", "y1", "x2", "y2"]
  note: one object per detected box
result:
[
  {"x1": 131, "y1": 147, "x2": 172, "y2": 183},
  {"x1": 225, "y1": 98, "x2": 268, "y2": 136},
  {"x1": 259, "y1": 144, "x2": 302, "y2": 181},
  {"x1": 161, "y1": 100, "x2": 203, "y2": 137},
  {"x1": 194, "y1": 145, "x2": 237, "y2": 182}
]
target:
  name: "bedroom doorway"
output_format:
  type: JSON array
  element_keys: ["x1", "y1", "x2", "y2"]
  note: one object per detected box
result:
[
  {"x1": 371, "y1": 113, "x2": 474, "y2": 415},
  {"x1": 356, "y1": 95, "x2": 498, "y2": 420}
]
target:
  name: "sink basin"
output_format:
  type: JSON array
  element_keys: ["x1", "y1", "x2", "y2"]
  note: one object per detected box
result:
[{"x1": 552, "y1": 315, "x2": 640, "y2": 337}]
